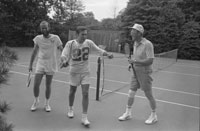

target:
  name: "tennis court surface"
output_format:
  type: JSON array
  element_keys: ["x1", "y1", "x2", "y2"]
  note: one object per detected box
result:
[{"x1": 1, "y1": 47, "x2": 199, "y2": 131}]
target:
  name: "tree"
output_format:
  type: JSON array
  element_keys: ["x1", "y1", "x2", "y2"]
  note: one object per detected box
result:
[
  {"x1": 80, "y1": 12, "x2": 100, "y2": 29},
  {"x1": 0, "y1": 44, "x2": 18, "y2": 131},
  {"x1": 0, "y1": 0, "x2": 52, "y2": 47},
  {"x1": 52, "y1": 0, "x2": 85, "y2": 29},
  {"x1": 177, "y1": 0, "x2": 200, "y2": 23},
  {"x1": 120, "y1": 0, "x2": 185, "y2": 53},
  {"x1": 100, "y1": 17, "x2": 122, "y2": 31},
  {"x1": 150, "y1": 1, "x2": 185, "y2": 52},
  {"x1": 175, "y1": 0, "x2": 200, "y2": 60},
  {"x1": 101, "y1": 18, "x2": 117, "y2": 30},
  {"x1": 178, "y1": 21, "x2": 200, "y2": 60},
  {"x1": 82, "y1": 12, "x2": 98, "y2": 25}
]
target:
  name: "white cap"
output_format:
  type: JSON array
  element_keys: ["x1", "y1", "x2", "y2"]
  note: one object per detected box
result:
[{"x1": 130, "y1": 23, "x2": 144, "y2": 34}]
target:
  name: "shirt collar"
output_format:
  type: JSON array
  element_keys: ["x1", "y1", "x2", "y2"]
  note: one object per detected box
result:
[{"x1": 134, "y1": 38, "x2": 145, "y2": 47}]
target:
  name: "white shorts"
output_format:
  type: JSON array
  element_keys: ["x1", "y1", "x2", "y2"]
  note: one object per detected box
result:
[
  {"x1": 35, "y1": 59, "x2": 56, "y2": 75},
  {"x1": 70, "y1": 72, "x2": 90, "y2": 86}
]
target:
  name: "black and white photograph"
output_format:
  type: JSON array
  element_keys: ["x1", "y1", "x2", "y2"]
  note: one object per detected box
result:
[{"x1": 0, "y1": 0, "x2": 199, "y2": 131}]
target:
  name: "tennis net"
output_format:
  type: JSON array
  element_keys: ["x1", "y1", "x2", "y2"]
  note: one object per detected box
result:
[
  {"x1": 95, "y1": 49, "x2": 178, "y2": 100},
  {"x1": 153, "y1": 49, "x2": 178, "y2": 72}
]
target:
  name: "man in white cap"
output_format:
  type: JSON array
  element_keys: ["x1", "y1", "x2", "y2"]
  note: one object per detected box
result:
[{"x1": 118, "y1": 23, "x2": 158, "y2": 124}]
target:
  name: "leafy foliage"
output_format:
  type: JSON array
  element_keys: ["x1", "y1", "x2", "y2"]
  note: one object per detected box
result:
[
  {"x1": 178, "y1": 21, "x2": 200, "y2": 60},
  {"x1": 120, "y1": 0, "x2": 200, "y2": 60},
  {"x1": 0, "y1": 0, "x2": 199, "y2": 60},
  {"x1": 0, "y1": 44, "x2": 18, "y2": 131},
  {"x1": 0, "y1": 0, "x2": 51, "y2": 46}
]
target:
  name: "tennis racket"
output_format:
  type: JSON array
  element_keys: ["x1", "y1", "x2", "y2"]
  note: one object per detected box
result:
[
  {"x1": 26, "y1": 71, "x2": 32, "y2": 87},
  {"x1": 123, "y1": 43, "x2": 138, "y2": 79},
  {"x1": 98, "y1": 45, "x2": 106, "y2": 96}
]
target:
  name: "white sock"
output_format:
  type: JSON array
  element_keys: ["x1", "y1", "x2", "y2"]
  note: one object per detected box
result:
[
  {"x1": 82, "y1": 113, "x2": 87, "y2": 119},
  {"x1": 45, "y1": 99, "x2": 50, "y2": 105},
  {"x1": 35, "y1": 97, "x2": 39, "y2": 102},
  {"x1": 69, "y1": 106, "x2": 73, "y2": 110},
  {"x1": 151, "y1": 111, "x2": 156, "y2": 116},
  {"x1": 126, "y1": 105, "x2": 132, "y2": 114}
]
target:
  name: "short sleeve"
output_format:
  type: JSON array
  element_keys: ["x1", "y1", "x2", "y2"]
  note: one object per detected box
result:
[
  {"x1": 146, "y1": 42, "x2": 154, "y2": 58},
  {"x1": 33, "y1": 36, "x2": 38, "y2": 46},
  {"x1": 61, "y1": 41, "x2": 71, "y2": 62},
  {"x1": 55, "y1": 35, "x2": 63, "y2": 47}
]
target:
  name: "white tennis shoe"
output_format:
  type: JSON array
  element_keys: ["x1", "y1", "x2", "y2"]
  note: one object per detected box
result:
[
  {"x1": 30, "y1": 99, "x2": 39, "y2": 111},
  {"x1": 118, "y1": 112, "x2": 132, "y2": 121},
  {"x1": 44, "y1": 104, "x2": 51, "y2": 112},
  {"x1": 67, "y1": 109, "x2": 74, "y2": 118},
  {"x1": 145, "y1": 112, "x2": 158, "y2": 124},
  {"x1": 81, "y1": 117, "x2": 90, "y2": 127}
]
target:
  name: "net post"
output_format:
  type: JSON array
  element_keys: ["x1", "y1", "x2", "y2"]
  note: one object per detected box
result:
[{"x1": 96, "y1": 56, "x2": 101, "y2": 101}]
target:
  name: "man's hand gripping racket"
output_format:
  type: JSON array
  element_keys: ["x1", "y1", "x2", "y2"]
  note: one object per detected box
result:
[
  {"x1": 123, "y1": 43, "x2": 137, "y2": 79},
  {"x1": 26, "y1": 70, "x2": 32, "y2": 87},
  {"x1": 60, "y1": 56, "x2": 69, "y2": 69}
]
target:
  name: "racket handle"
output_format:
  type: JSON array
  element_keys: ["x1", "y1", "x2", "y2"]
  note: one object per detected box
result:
[{"x1": 131, "y1": 64, "x2": 137, "y2": 77}]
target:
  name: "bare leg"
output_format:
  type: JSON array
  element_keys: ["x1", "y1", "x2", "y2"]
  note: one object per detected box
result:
[
  {"x1": 144, "y1": 89, "x2": 157, "y2": 124},
  {"x1": 81, "y1": 84, "x2": 90, "y2": 126},
  {"x1": 127, "y1": 90, "x2": 137, "y2": 108},
  {"x1": 69, "y1": 85, "x2": 77, "y2": 107},
  {"x1": 33, "y1": 73, "x2": 43, "y2": 98},
  {"x1": 45, "y1": 75, "x2": 53, "y2": 100},
  {"x1": 144, "y1": 89, "x2": 156, "y2": 111},
  {"x1": 31, "y1": 73, "x2": 43, "y2": 111},
  {"x1": 81, "y1": 84, "x2": 89, "y2": 114}
]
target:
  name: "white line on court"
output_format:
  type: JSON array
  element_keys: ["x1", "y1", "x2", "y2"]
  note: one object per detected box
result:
[
  {"x1": 158, "y1": 70, "x2": 200, "y2": 77},
  {"x1": 15, "y1": 61, "x2": 200, "y2": 77},
  {"x1": 9, "y1": 70, "x2": 200, "y2": 110},
  {"x1": 103, "y1": 89, "x2": 200, "y2": 110},
  {"x1": 14, "y1": 63, "x2": 200, "y2": 97},
  {"x1": 175, "y1": 64, "x2": 200, "y2": 69}
]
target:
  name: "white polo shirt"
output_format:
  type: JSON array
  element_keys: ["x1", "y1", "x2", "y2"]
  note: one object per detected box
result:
[
  {"x1": 133, "y1": 37, "x2": 154, "y2": 71},
  {"x1": 33, "y1": 34, "x2": 63, "y2": 72}
]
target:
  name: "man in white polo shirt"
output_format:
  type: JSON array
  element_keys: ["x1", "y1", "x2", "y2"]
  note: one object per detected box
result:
[
  {"x1": 29, "y1": 21, "x2": 63, "y2": 112},
  {"x1": 118, "y1": 23, "x2": 158, "y2": 124}
]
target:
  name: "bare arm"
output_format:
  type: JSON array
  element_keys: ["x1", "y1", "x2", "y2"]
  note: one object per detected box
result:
[
  {"x1": 29, "y1": 44, "x2": 39, "y2": 71},
  {"x1": 60, "y1": 42, "x2": 71, "y2": 68},
  {"x1": 90, "y1": 41, "x2": 113, "y2": 59},
  {"x1": 130, "y1": 58, "x2": 153, "y2": 66}
]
